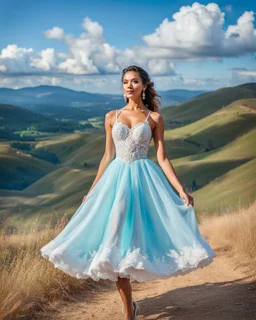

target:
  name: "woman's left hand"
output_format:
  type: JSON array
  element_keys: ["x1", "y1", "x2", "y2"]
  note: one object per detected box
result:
[{"x1": 179, "y1": 190, "x2": 194, "y2": 207}]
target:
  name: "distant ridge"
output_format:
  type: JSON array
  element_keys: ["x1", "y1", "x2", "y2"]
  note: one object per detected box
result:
[
  {"x1": 0, "y1": 103, "x2": 55, "y2": 130},
  {"x1": 161, "y1": 82, "x2": 256, "y2": 128},
  {"x1": 0, "y1": 85, "x2": 210, "y2": 119}
]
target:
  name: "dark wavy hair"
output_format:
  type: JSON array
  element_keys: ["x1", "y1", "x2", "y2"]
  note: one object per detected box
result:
[{"x1": 121, "y1": 65, "x2": 161, "y2": 112}]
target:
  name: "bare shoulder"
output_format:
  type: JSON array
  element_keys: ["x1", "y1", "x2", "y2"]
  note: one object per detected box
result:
[
  {"x1": 150, "y1": 111, "x2": 162, "y2": 120},
  {"x1": 149, "y1": 111, "x2": 163, "y2": 126},
  {"x1": 105, "y1": 110, "x2": 116, "y2": 127}
]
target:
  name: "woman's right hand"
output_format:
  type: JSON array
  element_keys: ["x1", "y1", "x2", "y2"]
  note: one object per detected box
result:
[{"x1": 82, "y1": 194, "x2": 88, "y2": 203}]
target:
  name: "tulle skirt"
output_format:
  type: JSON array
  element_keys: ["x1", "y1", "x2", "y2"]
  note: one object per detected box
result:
[{"x1": 40, "y1": 157, "x2": 216, "y2": 282}]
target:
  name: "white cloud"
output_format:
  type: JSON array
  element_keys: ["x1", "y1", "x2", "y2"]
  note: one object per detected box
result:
[
  {"x1": 57, "y1": 17, "x2": 121, "y2": 74},
  {"x1": 148, "y1": 59, "x2": 175, "y2": 75},
  {"x1": 44, "y1": 26, "x2": 64, "y2": 40},
  {"x1": 238, "y1": 70, "x2": 256, "y2": 77},
  {"x1": 30, "y1": 48, "x2": 57, "y2": 71},
  {"x1": 0, "y1": 44, "x2": 33, "y2": 59},
  {"x1": 147, "y1": 74, "x2": 231, "y2": 90},
  {"x1": 0, "y1": 3, "x2": 255, "y2": 82},
  {"x1": 0, "y1": 44, "x2": 34, "y2": 73},
  {"x1": 225, "y1": 11, "x2": 256, "y2": 55},
  {"x1": 232, "y1": 68, "x2": 256, "y2": 82},
  {"x1": 0, "y1": 77, "x2": 9, "y2": 86},
  {"x1": 142, "y1": 3, "x2": 256, "y2": 60},
  {"x1": 82, "y1": 17, "x2": 104, "y2": 39},
  {"x1": 143, "y1": 3, "x2": 225, "y2": 49},
  {"x1": 0, "y1": 64, "x2": 7, "y2": 72}
]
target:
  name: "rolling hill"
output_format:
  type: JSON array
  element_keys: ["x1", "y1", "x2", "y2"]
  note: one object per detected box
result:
[
  {"x1": 164, "y1": 98, "x2": 256, "y2": 150},
  {"x1": 0, "y1": 103, "x2": 94, "y2": 140},
  {"x1": 161, "y1": 83, "x2": 256, "y2": 129},
  {"x1": 171, "y1": 128, "x2": 256, "y2": 191},
  {"x1": 0, "y1": 85, "x2": 209, "y2": 120},
  {"x1": 0, "y1": 103, "x2": 55, "y2": 130},
  {"x1": 0, "y1": 143, "x2": 55, "y2": 190},
  {"x1": 191, "y1": 157, "x2": 256, "y2": 215}
]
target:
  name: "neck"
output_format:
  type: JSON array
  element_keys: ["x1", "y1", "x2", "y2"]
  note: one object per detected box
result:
[{"x1": 126, "y1": 100, "x2": 147, "y2": 111}]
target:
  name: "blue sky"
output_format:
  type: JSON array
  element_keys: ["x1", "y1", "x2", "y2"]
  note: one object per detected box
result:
[{"x1": 0, "y1": 0, "x2": 255, "y2": 93}]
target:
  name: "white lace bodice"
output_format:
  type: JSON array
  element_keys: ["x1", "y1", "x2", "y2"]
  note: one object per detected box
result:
[{"x1": 112, "y1": 109, "x2": 153, "y2": 164}]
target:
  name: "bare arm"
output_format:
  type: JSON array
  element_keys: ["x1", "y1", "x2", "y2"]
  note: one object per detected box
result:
[
  {"x1": 152, "y1": 112, "x2": 194, "y2": 207},
  {"x1": 83, "y1": 111, "x2": 116, "y2": 199}
]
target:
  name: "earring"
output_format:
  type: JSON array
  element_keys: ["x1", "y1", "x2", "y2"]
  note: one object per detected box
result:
[
  {"x1": 142, "y1": 90, "x2": 146, "y2": 100},
  {"x1": 123, "y1": 93, "x2": 127, "y2": 101}
]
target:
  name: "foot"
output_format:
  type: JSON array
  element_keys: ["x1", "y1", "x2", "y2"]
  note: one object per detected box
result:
[
  {"x1": 132, "y1": 300, "x2": 139, "y2": 319},
  {"x1": 122, "y1": 300, "x2": 139, "y2": 320}
]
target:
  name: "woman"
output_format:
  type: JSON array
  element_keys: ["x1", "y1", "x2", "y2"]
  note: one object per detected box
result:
[{"x1": 41, "y1": 65, "x2": 216, "y2": 320}]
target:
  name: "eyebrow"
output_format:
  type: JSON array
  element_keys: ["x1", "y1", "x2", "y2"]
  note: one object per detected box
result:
[{"x1": 123, "y1": 78, "x2": 139, "y2": 81}]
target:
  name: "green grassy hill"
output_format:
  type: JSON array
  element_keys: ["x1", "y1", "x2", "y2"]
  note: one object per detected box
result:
[
  {"x1": 0, "y1": 143, "x2": 55, "y2": 190},
  {"x1": 171, "y1": 128, "x2": 256, "y2": 190},
  {"x1": 161, "y1": 83, "x2": 256, "y2": 128},
  {"x1": 192, "y1": 157, "x2": 256, "y2": 215},
  {"x1": 0, "y1": 103, "x2": 52, "y2": 130},
  {"x1": 164, "y1": 98, "x2": 256, "y2": 151},
  {"x1": 36, "y1": 132, "x2": 105, "y2": 168},
  {"x1": 35, "y1": 133, "x2": 89, "y2": 163},
  {"x1": 0, "y1": 166, "x2": 97, "y2": 228},
  {"x1": 23, "y1": 167, "x2": 94, "y2": 194}
]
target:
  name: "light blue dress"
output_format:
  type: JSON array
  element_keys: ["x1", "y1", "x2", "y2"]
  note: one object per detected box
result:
[{"x1": 40, "y1": 109, "x2": 216, "y2": 282}]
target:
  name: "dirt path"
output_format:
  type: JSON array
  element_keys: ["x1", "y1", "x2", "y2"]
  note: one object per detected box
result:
[{"x1": 41, "y1": 243, "x2": 256, "y2": 320}]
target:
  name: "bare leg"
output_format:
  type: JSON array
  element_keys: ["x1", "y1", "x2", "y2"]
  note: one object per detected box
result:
[{"x1": 116, "y1": 276, "x2": 134, "y2": 320}]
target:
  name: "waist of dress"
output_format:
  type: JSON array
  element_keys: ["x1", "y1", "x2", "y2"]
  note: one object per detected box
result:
[{"x1": 115, "y1": 155, "x2": 148, "y2": 164}]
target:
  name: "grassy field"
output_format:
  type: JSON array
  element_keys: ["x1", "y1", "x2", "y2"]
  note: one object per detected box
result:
[
  {"x1": 0, "y1": 167, "x2": 98, "y2": 230},
  {"x1": 192, "y1": 157, "x2": 256, "y2": 214},
  {"x1": 166, "y1": 98, "x2": 256, "y2": 149},
  {"x1": 171, "y1": 128, "x2": 256, "y2": 188},
  {"x1": 161, "y1": 83, "x2": 256, "y2": 128}
]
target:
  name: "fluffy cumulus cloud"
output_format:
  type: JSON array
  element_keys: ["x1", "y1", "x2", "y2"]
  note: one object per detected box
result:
[
  {"x1": 44, "y1": 26, "x2": 64, "y2": 40},
  {"x1": 225, "y1": 11, "x2": 256, "y2": 55},
  {"x1": 0, "y1": 2, "x2": 255, "y2": 81},
  {"x1": 0, "y1": 16, "x2": 175, "y2": 77},
  {"x1": 147, "y1": 59, "x2": 175, "y2": 75},
  {"x1": 58, "y1": 17, "x2": 121, "y2": 75},
  {"x1": 0, "y1": 44, "x2": 34, "y2": 73},
  {"x1": 143, "y1": 3, "x2": 225, "y2": 50},
  {"x1": 30, "y1": 48, "x2": 57, "y2": 71},
  {"x1": 142, "y1": 2, "x2": 256, "y2": 60}
]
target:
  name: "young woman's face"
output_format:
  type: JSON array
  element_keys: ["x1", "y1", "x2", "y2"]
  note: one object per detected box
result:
[{"x1": 122, "y1": 71, "x2": 146, "y2": 100}]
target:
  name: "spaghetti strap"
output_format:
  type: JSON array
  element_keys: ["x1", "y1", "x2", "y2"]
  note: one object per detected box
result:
[
  {"x1": 115, "y1": 110, "x2": 118, "y2": 123},
  {"x1": 146, "y1": 110, "x2": 151, "y2": 121}
]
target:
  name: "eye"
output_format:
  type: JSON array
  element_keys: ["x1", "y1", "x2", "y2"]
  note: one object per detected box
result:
[{"x1": 123, "y1": 80, "x2": 139, "y2": 84}]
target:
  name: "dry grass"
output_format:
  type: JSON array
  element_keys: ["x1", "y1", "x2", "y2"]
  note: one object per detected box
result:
[
  {"x1": 0, "y1": 201, "x2": 255, "y2": 319},
  {"x1": 200, "y1": 199, "x2": 256, "y2": 278},
  {"x1": 0, "y1": 215, "x2": 100, "y2": 320}
]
